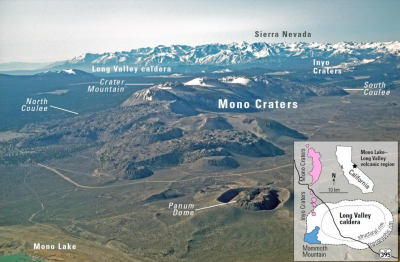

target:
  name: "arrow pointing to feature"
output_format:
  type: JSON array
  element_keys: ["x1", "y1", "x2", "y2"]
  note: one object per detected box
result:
[{"x1": 50, "y1": 105, "x2": 78, "y2": 115}]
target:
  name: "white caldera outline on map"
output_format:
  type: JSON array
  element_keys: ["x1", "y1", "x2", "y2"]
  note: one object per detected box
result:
[
  {"x1": 336, "y1": 146, "x2": 374, "y2": 193},
  {"x1": 305, "y1": 200, "x2": 393, "y2": 250}
]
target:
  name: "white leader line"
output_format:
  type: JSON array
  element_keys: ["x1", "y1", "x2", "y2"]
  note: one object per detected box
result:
[
  {"x1": 50, "y1": 105, "x2": 79, "y2": 115},
  {"x1": 125, "y1": 83, "x2": 154, "y2": 85},
  {"x1": 195, "y1": 201, "x2": 236, "y2": 211},
  {"x1": 343, "y1": 89, "x2": 364, "y2": 91}
]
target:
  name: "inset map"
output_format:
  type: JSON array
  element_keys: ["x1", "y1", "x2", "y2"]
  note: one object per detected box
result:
[{"x1": 294, "y1": 142, "x2": 398, "y2": 261}]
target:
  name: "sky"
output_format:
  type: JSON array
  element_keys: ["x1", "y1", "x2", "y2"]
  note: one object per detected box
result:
[{"x1": 0, "y1": 0, "x2": 399, "y2": 63}]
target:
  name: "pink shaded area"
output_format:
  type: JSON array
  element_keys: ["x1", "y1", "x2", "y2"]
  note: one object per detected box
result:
[
  {"x1": 306, "y1": 144, "x2": 310, "y2": 148},
  {"x1": 312, "y1": 203, "x2": 317, "y2": 207},
  {"x1": 310, "y1": 191, "x2": 313, "y2": 195},
  {"x1": 311, "y1": 197, "x2": 317, "y2": 202},
  {"x1": 307, "y1": 148, "x2": 322, "y2": 186},
  {"x1": 311, "y1": 210, "x2": 316, "y2": 216}
]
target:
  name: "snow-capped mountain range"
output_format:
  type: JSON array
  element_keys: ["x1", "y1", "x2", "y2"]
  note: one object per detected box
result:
[{"x1": 65, "y1": 41, "x2": 400, "y2": 67}]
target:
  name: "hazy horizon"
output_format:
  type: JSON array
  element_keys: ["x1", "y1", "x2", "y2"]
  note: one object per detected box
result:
[{"x1": 1, "y1": 0, "x2": 399, "y2": 63}]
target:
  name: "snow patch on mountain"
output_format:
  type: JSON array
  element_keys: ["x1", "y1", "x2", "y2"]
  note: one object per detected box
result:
[
  {"x1": 212, "y1": 69, "x2": 233, "y2": 73},
  {"x1": 59, "y1": 69, "x2": 76, "y2": 74},
  {"x1": 184, "y1": 78, "x2": 215, "y2": 87},
  {"x1": 35, "y1": 69, "x2": 93, "y2": 77},
  {"x1": 146, "y1": 73, "x2": 184, "y2": 78},
  {"x1": 264, "y1": 71, "x2": 290, "y2": 76},
  {"x1": 220, "y1": 76, "x2": 251, "y2": 85},
  {"x1": 330, "y1": 58, "x2": 376, "y2": 70}
]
